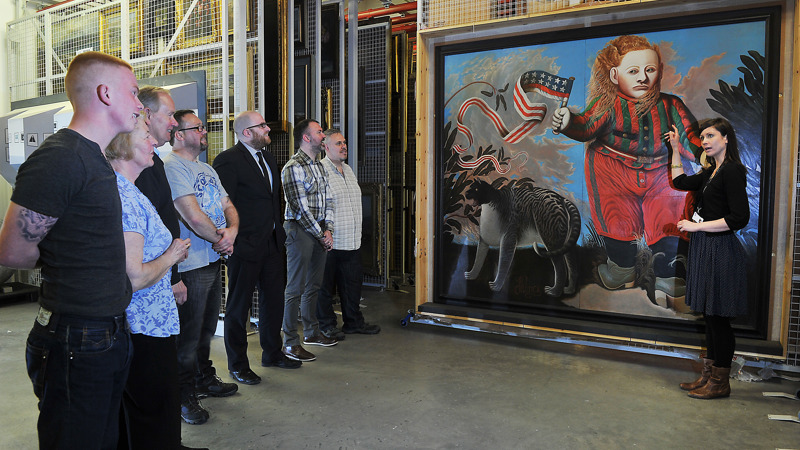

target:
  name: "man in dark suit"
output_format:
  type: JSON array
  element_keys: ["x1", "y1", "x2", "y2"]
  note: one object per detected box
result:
[{"x1": 213, "y1": 111, "x2": 300, "y2": 385}]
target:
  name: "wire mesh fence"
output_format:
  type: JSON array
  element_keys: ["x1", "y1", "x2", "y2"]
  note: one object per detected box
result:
[{"x1": 420, "y1": 0, "x2": 639, "y2": 29}]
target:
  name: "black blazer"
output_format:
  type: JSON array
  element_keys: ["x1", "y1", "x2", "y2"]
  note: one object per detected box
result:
[{"x1": 212, "y1": 142, "x2": 286, "y2": 261}]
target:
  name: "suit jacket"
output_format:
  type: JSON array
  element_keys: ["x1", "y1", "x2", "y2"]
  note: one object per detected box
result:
[{"x1": 212, "y1": 142, "x2": 286, "y2": 262}]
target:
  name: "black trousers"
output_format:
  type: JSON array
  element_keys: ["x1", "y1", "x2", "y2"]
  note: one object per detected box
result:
[
  {"x1": 317, "y1": 248, "x2": 365, "y2": 331},
  {"x1": 119, "y1": 333, "x2": 180, "y2": 450},
  {"x1": 224, "y1": 239, "x2": 286, "y2": 371}
]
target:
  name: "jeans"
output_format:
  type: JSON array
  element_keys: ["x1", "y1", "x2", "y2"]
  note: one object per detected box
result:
[
  {"x1": 318, "y1": 248, "x2": 365, "y2": 331},
  {"x1": 26, "y1": 310, "x2": 132, "y2": 450},
  {"x1": 282, "y1": 221, "x2": 327, "y2": 346},
  {"x1": 177, "y1": 260, "x2": 222, "y2": 396}
]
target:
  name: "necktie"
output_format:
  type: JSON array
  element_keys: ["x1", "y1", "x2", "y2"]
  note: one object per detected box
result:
[{"x1": 256, "y1": 151, "x2": 271, "y2": 193}]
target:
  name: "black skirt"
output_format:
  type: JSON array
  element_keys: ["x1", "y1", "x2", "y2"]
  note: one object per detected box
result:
[{"x1": 685, "y1": 230, "x2": 748, "y2": 317}]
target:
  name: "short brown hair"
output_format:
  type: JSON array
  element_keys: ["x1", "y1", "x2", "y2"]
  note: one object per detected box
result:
[{"x1": 64, "y1": 51, "x2": 133, "y2": 106}]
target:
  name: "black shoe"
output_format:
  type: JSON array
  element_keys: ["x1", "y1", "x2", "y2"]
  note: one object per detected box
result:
[
  {"x1": 262, "y1": 353, "x2": 302, "y2": 369},
  {"x1": 195, "y1": 374, "x2": 239, "y2": 398},
  {"x1": 180, "y1": 393, "x2": 209, "y2": 425},
  {"x1": 180, "y1": 445, "x2": 210, "y2": 450},
  {"x1": 321, "y1": 327, "x2": 346, "y2": 341},
  {"x1": 229, "y1": 368, "x2": 261, "y2": 385},
  {"x1": 343, "y1": 323, "x2": 381, "y2": 335}
]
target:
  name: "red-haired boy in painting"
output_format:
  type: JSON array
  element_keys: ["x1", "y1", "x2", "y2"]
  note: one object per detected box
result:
[{"x1": 552, "y1": 35, "x2": 701, "y2": 300}]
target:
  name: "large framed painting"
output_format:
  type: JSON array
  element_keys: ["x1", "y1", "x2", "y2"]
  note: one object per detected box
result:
[
  {"x1": 99, "y1": 2, "x2": 142, "y2": 55},
  {"x1": 176, "y1": 0, "x2": 221, "y2": 49},
  {"x1": 434, "y1": 7, "x2": 780, "y2": 340}
]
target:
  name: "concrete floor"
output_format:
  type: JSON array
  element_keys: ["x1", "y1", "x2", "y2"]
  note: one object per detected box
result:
[{"x1": 1, "y1": 287, "x2": 799, "y2": 449}]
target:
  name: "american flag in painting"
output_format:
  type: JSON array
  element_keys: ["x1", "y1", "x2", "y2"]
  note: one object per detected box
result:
[
  {"x1": 453, "y1": 70, "x2": 573, "y2": 164},
  {"x1": 519, "y1": 70, "x2": 573, "y2": 101}
]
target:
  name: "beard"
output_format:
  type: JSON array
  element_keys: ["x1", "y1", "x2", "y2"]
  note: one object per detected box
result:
[{"x1": 254, "y1": 134, "x2": 271, "y2": 149}]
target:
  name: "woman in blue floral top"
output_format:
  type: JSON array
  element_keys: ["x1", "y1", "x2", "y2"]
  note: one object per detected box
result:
[{"x1": 107, "y1": 117, "x2": 190, "y2": 449}]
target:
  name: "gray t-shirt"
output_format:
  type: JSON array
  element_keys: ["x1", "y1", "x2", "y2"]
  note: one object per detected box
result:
[{"x1": 162, "y1": 151, "x2": 228, "y2": 272}]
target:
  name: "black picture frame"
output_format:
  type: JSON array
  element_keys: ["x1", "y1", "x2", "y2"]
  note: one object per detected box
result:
[
  {"x1": 294, "y1": 1, "x2": 306, "y2": 49},
  {"x1": 433, "y1": 7, "x2": 781, "y2": 343},
  {"x1": 263, "y1": 0, "x2": 289, "y2": 132},
  {"x1": 320, "y1": 3, "x2": 339, "y2": 79},
  {"x1": 294, "y1": 55, "x2": 311, "y2": 124}
]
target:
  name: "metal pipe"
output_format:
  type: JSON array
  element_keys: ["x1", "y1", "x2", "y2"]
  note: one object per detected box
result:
[
  {"x1": 392, "y1": 13, "x2": 417, "y2": 25},
  {"x1": 357, "y1": 1, "x2": 416, "y2": 20}
]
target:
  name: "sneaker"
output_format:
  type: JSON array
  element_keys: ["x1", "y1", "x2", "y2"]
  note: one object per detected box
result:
[
  {"x1": 283, "y1": 345, "x2": 316, "y2": 362},
  {"x1": 343, "y1": 323, "x2": 381, "y2": 335},
  {"x1": 180, "y1": 393, "x2": 209, "y2": 425},
  {"x1": 195, "y1": 375, "x2": 238, "y2": 398},
  {"x1": 321, "y1": 327, "x2": 346, "y2": 341},
  {"x1": 303, "y1": 334, "x2": 338, "y2": 347}
]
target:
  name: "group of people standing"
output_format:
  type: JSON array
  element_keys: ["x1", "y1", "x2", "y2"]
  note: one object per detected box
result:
[
  {"x1": 0, "y1": 51, "x2": 378, "y2": 449},
  {"x1": 0, "y1": 38, "x2": 752, "y2": 449}
]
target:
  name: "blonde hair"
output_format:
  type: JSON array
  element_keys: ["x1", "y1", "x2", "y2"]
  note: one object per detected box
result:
[{"x1": 107, "y1": 116, "x2": 147, "y2": 162}]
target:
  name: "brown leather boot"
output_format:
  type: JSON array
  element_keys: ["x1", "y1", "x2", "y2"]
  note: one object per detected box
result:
[
  {"x1": 688, "y1": 366, "x2": 731, "y2": 399},
  {"x1": 679, "y1": 358, "x2": 713, "y2": 391}
]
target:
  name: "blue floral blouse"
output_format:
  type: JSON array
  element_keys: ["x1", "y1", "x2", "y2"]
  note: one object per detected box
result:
[{"x1": 116, "y1": 173, "x2": 180, "y2": 337}]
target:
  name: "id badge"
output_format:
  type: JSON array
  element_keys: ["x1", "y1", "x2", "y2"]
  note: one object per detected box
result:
[{"x1": 692, "y1": 211, "x2": 704, "y2": 223}]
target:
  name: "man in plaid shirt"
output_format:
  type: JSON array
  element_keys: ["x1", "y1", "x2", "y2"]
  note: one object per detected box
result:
[
  {"x1": 280, "y1": 119, "x2": 338, "y2": 362},
  {"x1": 317, "y1": 129, "x2": 381, "y2": 339}
]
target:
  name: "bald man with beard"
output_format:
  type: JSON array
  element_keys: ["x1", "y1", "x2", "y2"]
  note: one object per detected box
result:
[
  {"x1": 0, "y1": 51, "x2": 143, "y2": 448},
  {"x1": 213, "y1": 111, "x2": 298, "y2": 387}
]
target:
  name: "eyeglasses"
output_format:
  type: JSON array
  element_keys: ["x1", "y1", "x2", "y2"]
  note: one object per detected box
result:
[
  {"x1": 178, "y1": 125, "x2": 205, "y2": 133},
  {"x1": 245, "y1": 122, "x2": 269, "y2": 131}
]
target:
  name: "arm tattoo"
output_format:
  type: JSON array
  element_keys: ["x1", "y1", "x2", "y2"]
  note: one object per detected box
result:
[{"x1": 17, "y1": 208, "x2": 57, "y2": 242}]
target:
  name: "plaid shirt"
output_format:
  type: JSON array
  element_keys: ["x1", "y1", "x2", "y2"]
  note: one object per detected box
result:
[
  {"x1": 321, "y1": 157, "x2": 362, "y2": 251},
  {"x1": 281, "y1": 149, "x2": 334, "y2": 241}
]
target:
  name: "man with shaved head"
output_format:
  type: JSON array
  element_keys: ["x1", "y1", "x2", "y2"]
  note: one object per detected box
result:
[
  {"x1": 213, "y1": 111, "x2": 298, "y2": 387},
  {"x1": 0, "y1": 51, "x2": 143, "y2": 448}
]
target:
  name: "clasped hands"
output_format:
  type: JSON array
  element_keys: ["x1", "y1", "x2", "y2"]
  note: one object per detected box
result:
[
  {"x1": 213, "y1": 227, "x2": 236, "y2": 257},
  {"x1": 321, "y1": 230, "x2": 333, "y2": 251}
]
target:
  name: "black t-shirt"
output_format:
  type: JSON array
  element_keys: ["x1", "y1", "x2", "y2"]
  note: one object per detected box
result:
[{"x1": 11, "y1": 129, "x2": 132, "y2": 316}]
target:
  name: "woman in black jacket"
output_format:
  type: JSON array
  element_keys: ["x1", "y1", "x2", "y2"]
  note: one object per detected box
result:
[{"x1": 667, "y1": 117, "x2": 750, "y2": 399}]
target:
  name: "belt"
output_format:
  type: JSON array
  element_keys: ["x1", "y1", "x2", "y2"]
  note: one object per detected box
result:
[
  {"x1": 601, "y1": 143, "x2": 667, "y2": 165},
  {"x1": 35, "y1": 306, "x2": 126, "y2": 333}
]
